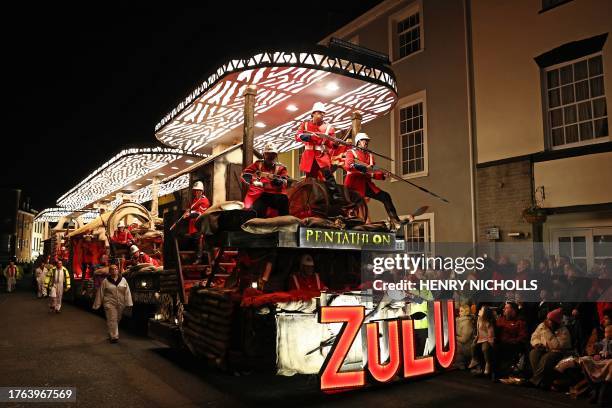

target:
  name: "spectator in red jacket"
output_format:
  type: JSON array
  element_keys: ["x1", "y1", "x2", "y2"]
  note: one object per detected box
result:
[{"x1": 495, "y1": 302, "x2": 528, "y2": 377}]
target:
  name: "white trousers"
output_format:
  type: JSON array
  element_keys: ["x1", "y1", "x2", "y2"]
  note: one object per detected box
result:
[
  {"x1": 49, "y1": 283, "x2": 63, "y2": 311},
  {"x1": 7, "y1": 277, "x2": 16, "y2": 292},
  {"x1": 36, "y1": 278, "x2": 44, "y2": 297},
  {"x1": 104, "y1": 305, "x2": 124, "y2": 339}
]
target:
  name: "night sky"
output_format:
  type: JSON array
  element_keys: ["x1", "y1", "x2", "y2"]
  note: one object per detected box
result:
[{"x1": 6, "y1": 2, "x2": 382, "y2": 211}]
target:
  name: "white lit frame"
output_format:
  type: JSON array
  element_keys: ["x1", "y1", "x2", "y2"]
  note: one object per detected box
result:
[
  {"x1": 56, "y1": 147, "x2": 204, "y2": 210},
  {"x1": 155, "y1": 49, "x2": 398, "y2": 153}
]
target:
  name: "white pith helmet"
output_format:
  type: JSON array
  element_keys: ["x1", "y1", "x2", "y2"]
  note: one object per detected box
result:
[
  {"x1": 263, "y1": 142, "x2": 278, "y2": 154},
  {"x1": 301, "y1": 254, "x2": 315, "y2": 266},
  {"x1": 192, "y1": 181, "x2": 204, "y2": 191},
  {"x1": 311, "y1": 102, "x2": 327, "y2": 114},
  {"x1": 354, "y1": 132, "x2": 370, "y2": 145},
  {"x1": 117, "y1": 221, "x2": 125, "y2": 228},
  {"x1": 130, "y1": 245, "x2": 139, "y2": 254}
]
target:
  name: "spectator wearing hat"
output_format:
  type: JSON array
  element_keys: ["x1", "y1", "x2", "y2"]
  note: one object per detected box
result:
[
  {"x1": 529, "y1": 307, "x2": 571, "y2": 388},
  {"x1": 495, "y1": 302, "x2": 528, "y2": 377}
]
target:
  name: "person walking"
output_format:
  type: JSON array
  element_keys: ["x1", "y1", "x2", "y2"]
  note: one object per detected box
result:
[
  {"x1": 34, "y1": 261, "x2": 47, "y2": 298},
  {"x1": 93, "y1": 264, "x2": 133, "y2": 343},
  {"x1": 4, "y1": 260, "x2": 17, "y2": 293},
  {"x1": 44, "y1": 260, "x2": 71, "y2": 313}
]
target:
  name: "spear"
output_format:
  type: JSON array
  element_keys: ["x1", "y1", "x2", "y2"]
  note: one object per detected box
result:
[{"x1": 353, "y1": 158, "x2": 450, "y2": 203}]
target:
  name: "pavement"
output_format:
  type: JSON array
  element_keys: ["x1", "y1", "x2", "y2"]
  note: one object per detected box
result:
[{"x1": 0, "y1": 290, "x2": 593, "y2": 408}]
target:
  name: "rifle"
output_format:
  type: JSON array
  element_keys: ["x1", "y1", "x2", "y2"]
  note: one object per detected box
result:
[
  {"x1": 353, "y1": 158, "x2": 450, "y2": 203},
  {"x1": 169, "y1": 199, "x2": 204, "y2": 231},
  {"x1": 302, "y1": 130, "x2": 393, "y2": 162}
]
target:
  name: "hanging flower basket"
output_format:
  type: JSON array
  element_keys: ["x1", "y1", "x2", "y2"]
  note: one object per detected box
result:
[{"x1": 522, "y1": 206, "x2": 547, "y2": 224}]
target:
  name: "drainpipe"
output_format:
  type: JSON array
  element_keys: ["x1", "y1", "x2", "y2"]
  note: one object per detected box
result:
[{"x1": 464, "y1": 0, "x2": 478, "y2": 244}]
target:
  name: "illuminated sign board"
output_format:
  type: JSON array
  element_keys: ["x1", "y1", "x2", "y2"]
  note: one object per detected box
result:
[
  {"x1": 299, "y1": 228, "x2": 396, "y2": 250},
  {"x1": 318, "y1": 301, "x2": 456, "y2": 392}
]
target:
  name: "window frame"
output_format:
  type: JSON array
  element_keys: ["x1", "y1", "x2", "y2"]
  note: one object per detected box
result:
[
  {"x1": 388, "y1": 2, "x2": 424, "y2": 65},
  {"x1": 550, "y1": 226, "x2": 612, "y2": 274},
  {"x1": 401, "y1": 211, "x2": 435, "y2": 256},
  {"x1": 543, "y1": 52, "x2": 609, "y2": 150},
  {"x1": 391, "y1": 90, "x2": 429, "y2": 180}
]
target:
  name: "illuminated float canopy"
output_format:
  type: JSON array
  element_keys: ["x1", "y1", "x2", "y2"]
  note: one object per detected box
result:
[
  {"x1": 56, "y1": 147, "x2": 207, "y2": 210},
  {"x1": 34, "y1": 208, "x2": 99, "y2": 223},
  {"x1": 155, "y1": 44, "x2": 398, "y2": 153}
]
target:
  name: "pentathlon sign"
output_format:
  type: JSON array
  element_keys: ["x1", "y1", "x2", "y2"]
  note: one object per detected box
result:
[{"x1": 299, "y1": 228, "x2": 397, "y2": 250}]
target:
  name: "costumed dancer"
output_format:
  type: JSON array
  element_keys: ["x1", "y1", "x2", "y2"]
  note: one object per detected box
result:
[
  {"x1": 242, "y1": 142, "x2": 289, "y2": 218},
  {"x1": 295, "y1": 102, "x2": 342, "y2": 201}
]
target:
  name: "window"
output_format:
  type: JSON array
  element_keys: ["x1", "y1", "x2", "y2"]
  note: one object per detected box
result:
[
  {"x1": 545, "y1": 53, "x2": 608, "y2": 149},
  {"x1": 389, "y1": 5, "x2": 423, "y2": 62},
  {"x1": 399, "y1": 101, "x2": 425, "y2": 176},
  {"x1": 397, "y1": 12, "x2": 420, "y2": 59},
  {"x1": 294, "y1": 147, "x2": 305, "y2": 178},
  {"x1": 403, "y1": 213, "x2": 434, "y2": 256},
  {"x1": 551, "y1": 227, "x2": 612, "y2": 274}
]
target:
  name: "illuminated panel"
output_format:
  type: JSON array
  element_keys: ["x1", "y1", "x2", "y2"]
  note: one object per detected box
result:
[
  {"x1": 156, "y1": 49, "x2": 397, "y2": 153},
  {"x1": 133, "y1": 174, "x2": 190, "y2": 203},
  {"x1": 366, "y1": 320, "x2": 401, "y2": 383},
  {"x1": 56, "y1": 147, "x2": 201, "y2": 210},
  {"x1": 434, "y1": 301, "x2": 456, "y2": 368},
  {"x1": 255, "y1": 83, "x2": 396, "y2": 153},
  {"x1": 34, "y1": 208, "x2": 99, "y2": 223}
]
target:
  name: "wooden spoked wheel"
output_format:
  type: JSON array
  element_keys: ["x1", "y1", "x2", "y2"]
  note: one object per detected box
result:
[{"x1": 288, "y1": 178, "x2": 329, "y2": 218}]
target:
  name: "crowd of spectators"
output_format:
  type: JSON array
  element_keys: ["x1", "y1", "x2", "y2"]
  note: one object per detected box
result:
[{"x1": 454, "y1": 255, "x2": 612, "y2": 406}]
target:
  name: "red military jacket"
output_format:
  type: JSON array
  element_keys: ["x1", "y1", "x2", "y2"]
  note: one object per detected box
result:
[
  {"x1": 295, "y1": 121, "x2": 335, "y2": 172},
  {"x1": 111, "y1": 230, "x2": 134, "y2": 245},
  {"x1": 344, "y1": 148, "x2": 385, "y2": 197},
  {"x1": 136, "y1": 252, "x2": 160, "y2": 267},
  {"x1": 289, "y1": 272, "x2": 326, "y2": 291},
  {"x1": 242, "y1": 160, "x2": 288, "y2": 207},
  {"x1": 188, "y1": 196, "x2": 210, "y2": 235}
]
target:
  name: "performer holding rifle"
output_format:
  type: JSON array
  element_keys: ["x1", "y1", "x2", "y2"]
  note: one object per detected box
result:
[
  {"x1": 242, "y1": 142, "x2": 289, "y2": 218},
  {"x1": 170, "y1": 181, "x2": 210, "y2": 264},
  {"x1": 345, "y1": 132, "x2": 413, "y2": 229},
  {"x1": 295, "y1": 102, "x2": 342, "y2": 201}
]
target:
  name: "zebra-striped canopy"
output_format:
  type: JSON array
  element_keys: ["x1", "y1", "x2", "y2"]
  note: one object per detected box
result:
[
  {"x1": 155, "y1": 46, "x2": 398, "y2": 154},
  {"x1": 56, "y1": 147, "x2": 206, "y2": 210}
]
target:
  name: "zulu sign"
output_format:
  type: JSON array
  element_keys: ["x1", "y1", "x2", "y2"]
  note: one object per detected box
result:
[
  {"x1": 318, "y1": 301, "x2": 455, "y2": 391},
  {"x1": 299, "y1": 227, "x2": 396, "y2": 250}
]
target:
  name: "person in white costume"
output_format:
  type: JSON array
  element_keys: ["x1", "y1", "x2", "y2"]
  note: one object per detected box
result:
[
  {"x1": 93, "y1": 264, "x2": 133, "y2": 343},
  {"x1": 44, "y1": 260, "x2": 71, "y2": 313}
]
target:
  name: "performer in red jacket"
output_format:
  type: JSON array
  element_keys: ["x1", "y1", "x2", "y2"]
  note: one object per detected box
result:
[
  {"x1": 187, "y1": 181, "x2": 210, "y2": 235},
  {"x1": 295, "y1": 102, "x2": 342, "y2": 201},
  {"x1": 345, "y1": 132, "x2": 412, "y2": 228},
  {"x1": 111, "y1": 221, "x2": 134, "y2": 245},
  {"x1": 242, "y1": 143, "x2": 289, "y2": 218}
]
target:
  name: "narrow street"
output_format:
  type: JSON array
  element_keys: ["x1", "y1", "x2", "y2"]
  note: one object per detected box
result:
[{"x1": 0, "y1": 290, "x2": 589, "y2": 408}]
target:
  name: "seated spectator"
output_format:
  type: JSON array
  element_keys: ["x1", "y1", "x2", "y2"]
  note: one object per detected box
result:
[
  {"x1": 529, "y1": 308, "x2": 572, "y2": 389},
  {"x1": 496, "y1": 302, "x2": 528, "y2": 377},
  {"x1": 469, "y1": 305, "x2": 496, "y2": 376},
  {"x1": 515, "y1": 259, "x2": 531, "y2": 282},
  {"x1": 455, "y1": 304, "x2": 475, "y2": 369}
]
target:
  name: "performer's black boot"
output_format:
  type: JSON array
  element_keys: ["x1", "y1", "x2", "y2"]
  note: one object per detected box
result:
[{"x1": 323, "y1": 168, "x2": 342, "y2": 202}]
